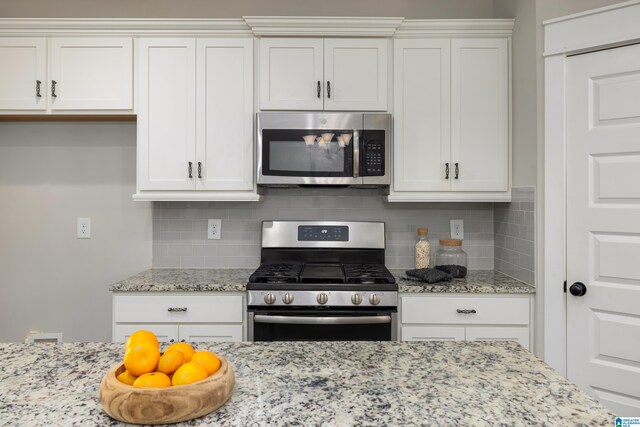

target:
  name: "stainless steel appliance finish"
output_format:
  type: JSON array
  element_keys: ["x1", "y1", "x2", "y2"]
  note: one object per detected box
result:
[
  {"x1": 257, "y1": 112, "x2": 391, "y2": 186},
  {"x1": 247, "y1": 220, "x2": 398, "y2": 342},
  {"x1": 261, "y1": 220, "x2": 385, "y2": 249}
]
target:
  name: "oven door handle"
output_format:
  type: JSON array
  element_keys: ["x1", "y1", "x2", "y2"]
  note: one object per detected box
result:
[{"x1": 253, "y1": 314, "x2": 391, "y2": 325}]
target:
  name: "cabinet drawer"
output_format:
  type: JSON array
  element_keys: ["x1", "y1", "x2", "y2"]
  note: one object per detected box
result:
[
  {"x1": 113, "y1": 324, "x2": 179, "y2": 343},
  {"x1": 402, "y1": 326, "x2": 465, "y2": 342},
  {"x1": 179, "y1": 325, "x2": 243, "y2": 343},
  {"x1": 466, "y1": 326, "x2": 530, "y2": 350},
  {"x1": 401, "y1": 296, "x2": 529, "y2": 325},
  {"x1": 113, "y1": 295, "x2": 243, "y2": 323}
]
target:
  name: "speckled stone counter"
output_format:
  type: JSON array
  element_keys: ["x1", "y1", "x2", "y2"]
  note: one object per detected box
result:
[
  {"x1": 393, "y1": 269, "x2": 535, "y2": 294},
  {"x1": 109, "y1": 269, "x2": 252, "y2": 292},
  {"x1": 0, "y1": 341, "x2": 612, "y2": 426}
]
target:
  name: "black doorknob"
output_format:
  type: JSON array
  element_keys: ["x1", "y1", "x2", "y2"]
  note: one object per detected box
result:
[{"x1": 569, "y1": 282, "x2": 587, "y2": 296}]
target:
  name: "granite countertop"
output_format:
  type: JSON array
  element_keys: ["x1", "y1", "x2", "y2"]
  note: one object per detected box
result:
[
  {"x1": 0, "y1": 341, "x2": 612, "y2": 426},
  {"x1": 393, "y1": 269, "x2": 535, "y2": 294},
  {"x1": 109, "y1": 269, "x2": 252, "y2": 292},
  {"x1": 111, "y1": 268, "x2": 535, "y2": 294}
]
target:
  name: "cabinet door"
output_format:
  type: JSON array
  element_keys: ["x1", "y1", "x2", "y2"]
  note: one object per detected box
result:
[
  {"x1": 137, "y1": 38, "x2": 196, "y2": 190},
  {"x1": 451, "y1": 38, "x2": 508, "y2": 192},
  {"x1": 393, "y1": 39, "x2": 451, "y2": 191},
  {"x1": 465, "y1": 326, "x2": 529, "y2": 350},
  {"x1": 179, "y1": 325, "x2": 243, "y2": 343},
  {"x1": 113, "y1": 324, "x2": 179, "y2": 343},
  {"x1": 197, "y1": 38, "x2": 253, "y2": 191},
  {"x1": 402, "y1": 326, "x2": 465, "y2": 342},
  {"x1": 324, "y1": 39, "x2": 387, "y2": 111},
  {"x1": 259, "y1": 38, "x2": 323, "y2": 110},
  {"x1": 0, "y1": 38, "x2": 46, "y2": 110},
  {"x1": 49, "y1": 37, "x2": 133, "y2": 110}
]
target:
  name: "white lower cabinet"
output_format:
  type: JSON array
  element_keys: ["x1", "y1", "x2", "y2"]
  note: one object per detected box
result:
[
  {"x1": 112, "y1": 293, "x2": 245, "y2": 343},
  {"x1": 400, "y1": 295, "x2": 531, "y2": 350}
]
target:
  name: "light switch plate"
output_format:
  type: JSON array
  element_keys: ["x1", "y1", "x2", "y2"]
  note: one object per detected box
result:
[
  {"x1": 208, "y1": 219, "x2": 221, "y2": 240},
  {"x1": 450, "y1": 219, "x2": 464, "y2": 240}
]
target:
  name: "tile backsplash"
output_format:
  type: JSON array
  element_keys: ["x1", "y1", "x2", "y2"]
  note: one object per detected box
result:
[
  {"x1": 494, "y1": 187, "x2": 535, "y2": 285},
  {"x1": 153, "y1": 188, "x2": 495, "y2": 270}
]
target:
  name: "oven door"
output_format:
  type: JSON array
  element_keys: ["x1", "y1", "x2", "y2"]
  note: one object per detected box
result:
[
  {"x1": 248, "y1": 309, "x2": 398, "y2": 342},
  {"x1": 257, "y1": 112, "x2": 363, "y2": 185}
]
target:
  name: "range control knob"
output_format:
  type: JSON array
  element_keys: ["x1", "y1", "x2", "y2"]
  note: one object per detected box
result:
[
  {"x1": 264, "y1": 293, "x2": 276, "y2": 305},
  {"x1": 317, "y1": 293, "x2": 329, "y2": 305},
  {"x1": 351, "y1": 293, "x2": 363, "y2": 305},
  {"x1": 282, "y1": 292, "x2": 294, "y2": 304},
  {"x1": 369, "y1": 293, "x2": 381, "y2": 305}
]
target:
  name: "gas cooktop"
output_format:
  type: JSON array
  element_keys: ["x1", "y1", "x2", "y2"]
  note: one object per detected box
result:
[{"x1": 249, "y1": 262, "x2": 396, "y2": 285}]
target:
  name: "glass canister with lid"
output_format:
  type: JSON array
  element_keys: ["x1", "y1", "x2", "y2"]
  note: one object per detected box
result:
[
  {"x1": 435, "y1": 239, "x2": 467, "y2": 278},
  {"x1": 415, "y1": 227, "x2": 430, "y2": 269}
]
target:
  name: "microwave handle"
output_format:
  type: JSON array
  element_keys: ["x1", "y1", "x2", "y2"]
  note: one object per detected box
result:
[{"x1": 353, "y1": 130, "x2": 360, "y2": 178}]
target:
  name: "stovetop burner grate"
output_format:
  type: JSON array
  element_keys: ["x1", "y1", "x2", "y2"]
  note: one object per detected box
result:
[
  {"x1": 248, "y1": 263, "x2": 303, "y2": 283},
  {"x1": 248, "y1": 262, "x2": 395, "y2": 285}
]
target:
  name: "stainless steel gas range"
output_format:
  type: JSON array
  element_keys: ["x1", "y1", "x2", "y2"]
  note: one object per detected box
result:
[{"x1": 247, "y1": 221, "x2": 398, "y2": 341}]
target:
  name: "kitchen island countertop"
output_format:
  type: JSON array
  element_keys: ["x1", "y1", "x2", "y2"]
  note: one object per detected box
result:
[
  {"x1": 0, "y1": 341, "x2": 612, "y2": 426},
  {"x1": 110, "y1": 268, "x2": 534, "y2": 294}
]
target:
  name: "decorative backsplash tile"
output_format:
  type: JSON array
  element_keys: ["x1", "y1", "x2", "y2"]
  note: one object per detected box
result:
[
  {"x1": 152, "y1": 187, "x2": 495, "y2": 270},
  {"x1": 494, "y1": 187, "x2": 535, "y2": 285}
]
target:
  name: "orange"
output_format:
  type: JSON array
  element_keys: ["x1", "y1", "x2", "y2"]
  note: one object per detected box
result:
[
  {"x1": 124, "y1": 342, "x2": 160, "y2": 377},
  {"x1": 125, "y1": 330, "x2": 159, "y2": 351},
  {"x1": 190, "y1": 351, "x2": 221, "y2": 376},
  {"x1": 165, "y1": 342, "x2": 195, "y2": 362},
  {"x1": 171, "y1": 362, "x2": 208, "y2": 386},
  {"x1": 116, "y1": 370, "x2": 138, "y2": 386},
  {"x1": 157, "y1": 349, "x2": 185, "y2": 375},
  {"x1": 133, "y1": 372, "x2": 171, "y2": 388}
]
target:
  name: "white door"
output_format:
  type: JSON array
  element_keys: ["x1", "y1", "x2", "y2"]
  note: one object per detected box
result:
[
  {"x1": 393, "y1": 39, "x2": 451, "y2": 191},
  {"x1": 323, "y1": 38, "x2": 387, "y2": 111},
  {"x1": 451, "y1": 38, "x2": 508, "y2": 192},
  {"x1": 567, "y1": 43, "x2": 640, "y2": 416},
  {"x1": 196, "y1": 38, "x2": 253, "y2": 191},
  {"x1": 179, "y1": 325, "x2": 243, "y2": 343},
  {"x1": 137, "y1": 38, "x2": 196, "y2": 191},
  {"x1": 401, "y1": 326, "x2": 465, "y2": 342},
  {"x1": 0, "y1": 37, "x2": 46, "y2": 110},
  {"x1": 49, "y1": 37, "x2": 133, "y2": 110},
  {"x1": 113, "y1": 324, "x2": 179, "y2": 344},
  {"x1": 259, "y1": 38, "x2": 323, "y2": 110}
]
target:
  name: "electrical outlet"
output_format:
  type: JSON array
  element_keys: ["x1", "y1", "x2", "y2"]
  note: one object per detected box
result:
[
  {"x1": 208, "y1": 219, "x2": 221, "y2": 240},
  {"x1": 450, "y1": 219, "x2": 464, "y2": 240},
  {"x1": 77, "y1": 217, "x2": 91, "y2": 239}
]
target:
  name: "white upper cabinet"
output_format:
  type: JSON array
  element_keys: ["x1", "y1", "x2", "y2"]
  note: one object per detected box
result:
[
  {"x1": 389, "y1": 36, "x2": 510, "y2": 202},
  {"x1": 136, "y1": 37, "x2": 257, "y2": 200},
  {"x1": 393, "y1": 39, "x2": 450, "y2": 192},
  {"x1": 196, "y1": 38, "x2": 254, "y2": 191},
  {"x1": 0, "y1": 38, "x2": 46, "y2": 110},
  {"x1": 49, "y1": 38, "x2": 133, "y2": 110},
  {"x1": 0, "y1": 37, "x2": 132, "y2": 113},
  {"x1": 259, "y1": 38, "x2": 388, "y2": 111},
  {"x1": 323, "y1": 39, "x2": 387, "y2": 111},
  {"x1": 260, "y1": 38, "x2": 323, "y2": 110},
  {"x1": 137, "y1": 38, "x2": 196, "y2": 191}
]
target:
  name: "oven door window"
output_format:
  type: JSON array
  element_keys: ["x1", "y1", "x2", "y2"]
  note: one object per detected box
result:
[
  {"x1": 262, "y1": 129, "x2": 354, "y2": 177},
  {"x1": 251, "y1": 310, "x2": 393, "y2": 341}
]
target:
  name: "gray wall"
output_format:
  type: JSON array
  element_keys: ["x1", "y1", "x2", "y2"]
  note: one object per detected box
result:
[
  {"x1": 153, "y1": 188, "x2": 495, "y2": 270},
  {"x1": 0, "y1": 0, "x2": 493, "y2": 19},
  {"x1": 0, "y1": 123, "x2": 152, "y2": 342}
]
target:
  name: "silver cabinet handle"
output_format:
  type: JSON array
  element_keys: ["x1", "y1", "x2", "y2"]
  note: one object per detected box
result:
[
  {"x1": 326, "y1": 81, "x2": 331, "y2": 98},
  {"x1": 197, "y1": 161, "x2": 202, "y2": 179},
  {"x1": 353, "y1": 130, "x2": 360, "y2": 178},
  {"x1": 51, "y1": 80, "x2": 57, "y2": 98},
  {"x1": 36, "y1": 80, "x2": 42, "y2": 98},
  {"x1": 167, "y1": 307, "x2": 188, "y2": 312},
  {"x1": 445, "y1": 163, "x2": 450, "y2": 179},
  {"x1": 188, "y1": 162, "x2": 193, "y2": 178},
  {"x1": 317, "y1": 80, "x2": 321, "y2": 98},
  {"x1": 457, "y1": 309, "x2": 477, "y2": 314},
  {"x1": 253, "y1": 314, "x2": 390, "y2": 325},
  {"x1": 455, "y1": 162, "x2": 459, "y2": 179}
]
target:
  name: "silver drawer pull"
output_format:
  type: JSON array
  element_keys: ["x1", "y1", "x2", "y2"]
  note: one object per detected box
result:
[
  {"x1": 167, "y1": 307, "x2": 188, "y2": 312},
  {"x1": 457, "y1": 309, "x2": 477, "y2": 314}
]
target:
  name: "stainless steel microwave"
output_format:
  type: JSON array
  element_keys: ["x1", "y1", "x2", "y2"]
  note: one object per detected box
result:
[{"x1": 257, "y1": 112, "x2": 391, "y2": 186}]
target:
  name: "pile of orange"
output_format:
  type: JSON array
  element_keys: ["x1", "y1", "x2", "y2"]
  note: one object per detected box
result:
[{"x1": 115, "y1": 330, "x2": 222, "y2": 388}]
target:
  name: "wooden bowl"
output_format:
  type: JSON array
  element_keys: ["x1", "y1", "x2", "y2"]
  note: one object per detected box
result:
[{"x1": 99, "y1": 356, "x2": 234, "y2": 425}]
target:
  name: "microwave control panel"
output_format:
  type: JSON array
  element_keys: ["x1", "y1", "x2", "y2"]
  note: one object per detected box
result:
[{"x1": 362, "y1": 130, "x2": 385, "y2": 176}]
